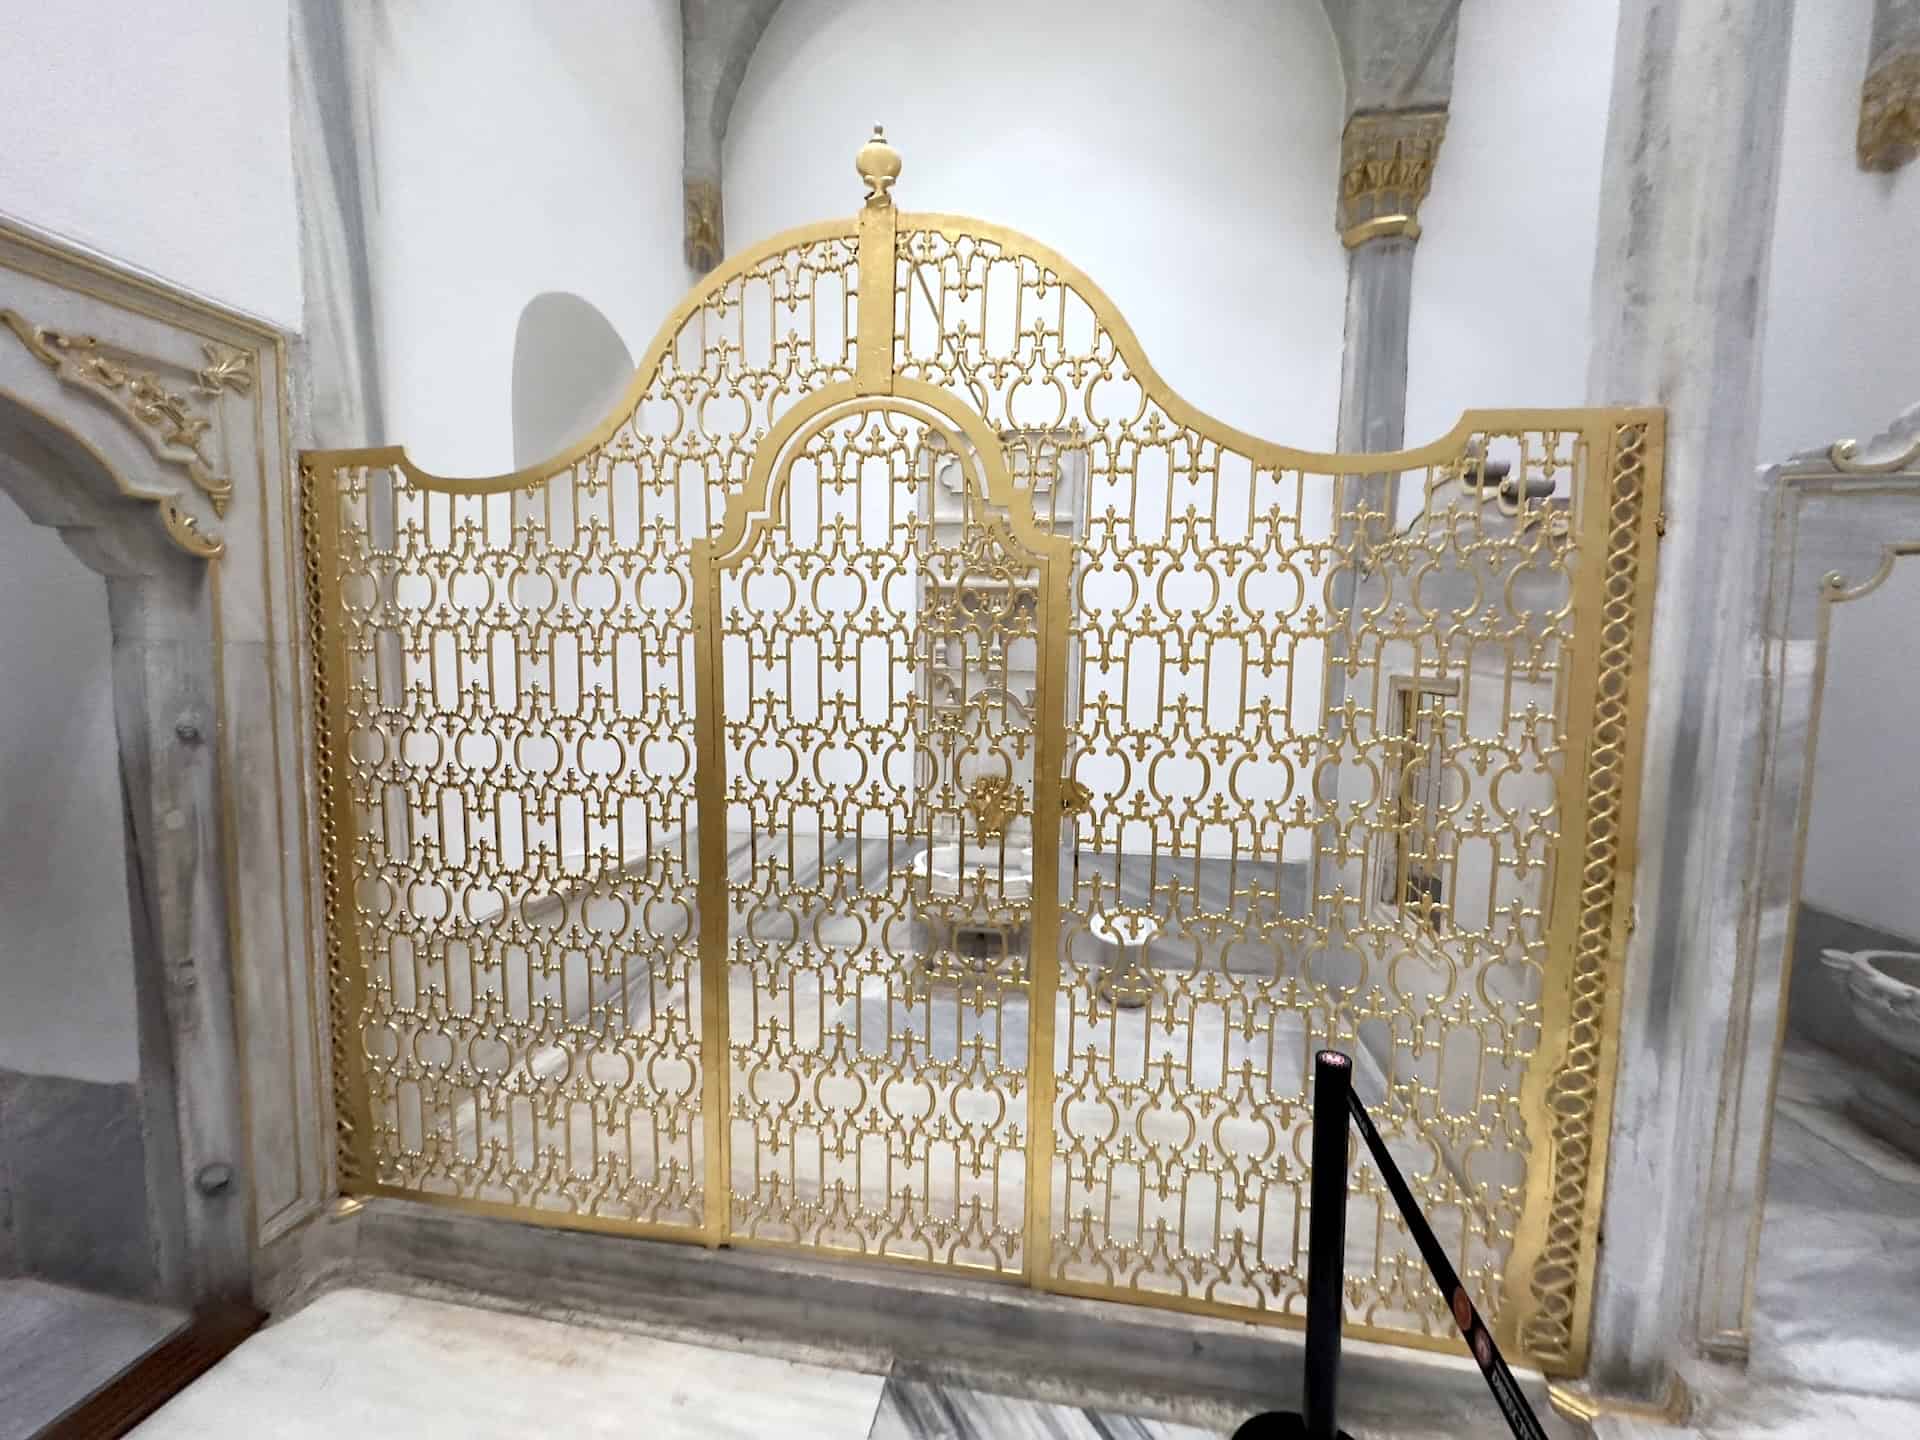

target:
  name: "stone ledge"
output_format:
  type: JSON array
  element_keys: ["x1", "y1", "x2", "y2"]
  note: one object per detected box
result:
[{"x1": 255, "y1": 1195, "x2": 1573, "y2": 1435}]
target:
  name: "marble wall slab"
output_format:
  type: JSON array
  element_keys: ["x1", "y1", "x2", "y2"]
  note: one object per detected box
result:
[
  {"x1": 0, "y1": 1067, "x2": 154, "y2": 1298},
  {"x1": 0, "y1": 215, "x2": 328, "y2": 1303}
]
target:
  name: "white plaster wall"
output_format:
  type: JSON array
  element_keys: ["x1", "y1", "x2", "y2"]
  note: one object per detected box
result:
[
  {"x1": 0, "y1": 0, "x2": 300, "y2": 327},
  {"x1": 725, "y1": 0, "x2": 1345, "y2": 860},
  {"x1": 1764, "y1": 4, "x2": 1920, "y2": 939},
  {"x1": 0, "y1": 494, "x2": 140, "y2": 1085},
  {"x1": 1761, "y1": 3, "x2": 1920, "y2": 463},
  {"x1": 1403, "y1": 0, "x2": 1619, "y2": 448},
  {"x1": 725, "y1": 0, "x2": 1348, "y2": 451},
  {"x1": 511, "y1": 294, "x2": 636, "y2": 469},
  {"x1": 365, "y1": 0, "x2": 684, "y2": 476}
]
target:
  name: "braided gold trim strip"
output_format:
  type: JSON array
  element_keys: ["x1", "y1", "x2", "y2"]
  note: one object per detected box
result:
[
  {"x1": 300, "y1": 459, "x2": 361, "y2": 1189},
  {"x1": 1521, "y1": 420, "x2": 1648, "y2": 1365}
]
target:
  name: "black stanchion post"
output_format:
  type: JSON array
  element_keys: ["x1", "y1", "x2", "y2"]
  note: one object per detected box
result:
[
  {"x1": 1346, "y1": 1089, "x2": 1552, "y2": 1440},
  {"x1": 1303, "y1": 1049, "x2": 1353, "y2": 1440},
  {"x1": 1231, "y1": 1051, "x2": 1356, "y2": 1440}
]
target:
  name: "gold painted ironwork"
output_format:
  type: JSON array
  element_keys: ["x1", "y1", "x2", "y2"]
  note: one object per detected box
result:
[{"x1": 301, "y1": 131, "x2": 1662, "y2": 1376}]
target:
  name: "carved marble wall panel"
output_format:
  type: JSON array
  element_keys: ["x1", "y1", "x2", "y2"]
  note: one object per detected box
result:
[{"x1": 0, "y1": 217, "x2": 326, "y2": 1270}]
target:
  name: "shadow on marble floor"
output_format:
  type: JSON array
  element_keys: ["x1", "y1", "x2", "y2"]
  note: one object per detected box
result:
[
  {"x1": 1749, "y1": 1041, "x2": 1920, "y2": 1400},
  {"x1": 0, "y1": 1278, "x2": 184, "y2": 1440}
]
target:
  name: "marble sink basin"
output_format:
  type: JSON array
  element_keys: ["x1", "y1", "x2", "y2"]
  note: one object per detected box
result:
[
  {"x1": 1821, "y1": 948, "x2": 1920, "y2": 1157},
  {"x1": 913, "y1": 842, "x2": 1033, "y2": 901}
]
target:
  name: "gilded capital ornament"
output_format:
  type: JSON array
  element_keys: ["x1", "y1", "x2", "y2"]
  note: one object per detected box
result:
[
  {"x1": 1337, "y1": 108, "x2": 1448, "y2": 248},
  {"x1": 684, "y1": 175, "x2": 724, "y2": 274},
  {"x1": 1859, "y1": 50, "x2": 1920, "y2": 172}
]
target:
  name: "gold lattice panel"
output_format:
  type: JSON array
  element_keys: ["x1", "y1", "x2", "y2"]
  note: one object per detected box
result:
[
  {"x1": 707, "y1": 399, "x2": 1057, "y2": 1268},
  {"x1": 303, "y1": 149, "x2": 1659, "y2": 1376}
]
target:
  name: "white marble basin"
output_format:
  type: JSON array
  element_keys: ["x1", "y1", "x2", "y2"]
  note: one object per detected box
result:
[
  {"x1": 1823, "y1": 949, "x2": 1920, "y2": 1061},
  {"x1": 914, "y1": 842, "x2": 1033, "y2": 901},
  {"x1": 1820, "y1": 948, "x2": 1920, "y2": 1157}
]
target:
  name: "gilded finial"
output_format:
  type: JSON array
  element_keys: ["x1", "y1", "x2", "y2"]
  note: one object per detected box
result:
[{"x1": 856, "y1": 125, "x2": 901, "y2": 207}]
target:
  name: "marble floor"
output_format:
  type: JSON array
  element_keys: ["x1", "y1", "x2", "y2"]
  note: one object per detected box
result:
[
  {"x1": 0, "y1": 1278, "x2": 184, "y2": 1440},
  {"x1": 131, "y1": 1288, "x2": 1224, "y2": 1439},
  {"x1": 1596, "y1": 1039, "x2": 1920, "y2": 1440},
  {"x1": 1748, "y1": 1041, "x2": 1920, "y2": 1398}
]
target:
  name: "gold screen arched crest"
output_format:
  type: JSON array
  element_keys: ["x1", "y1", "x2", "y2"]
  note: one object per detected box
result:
[{"x1": 300, "y1": 129, "x2": 1661, "y2": 1376}]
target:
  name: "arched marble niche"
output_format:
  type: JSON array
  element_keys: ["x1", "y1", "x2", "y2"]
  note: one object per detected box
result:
[
  {"x1": 0, "y1": 217, "x2": 318, "y2": 1308},
  {"x1": 1695, "y1": 404, "x2": 1920, "y2": 1361}
]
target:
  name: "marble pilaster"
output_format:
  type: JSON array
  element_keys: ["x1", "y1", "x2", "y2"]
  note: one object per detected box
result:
[
  {"x1": 1332, "y1": 109, "x2": 1446, "y2": 461},
  {"x1": 1579, "y1": 0, "x2": 1796, "y2": 1402}
]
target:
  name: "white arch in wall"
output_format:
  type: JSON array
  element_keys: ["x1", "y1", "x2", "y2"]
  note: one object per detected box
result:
[
  {"x1": 511, "y1": 292, "x2": 636, "y2": 470},
  {"x1": 720, "y1": 0, "x2": 1350, "y2": 451}
]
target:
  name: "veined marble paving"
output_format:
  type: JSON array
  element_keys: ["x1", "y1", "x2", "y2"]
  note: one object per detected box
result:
[
  {"x1": 1592, "y1": 1041, "x2": 1920, "y2": 1439},
  {"x1": 868, "y1": 1374, "x2": 1219, "y2": 1439},
  {"x1": 1747, "y1": 1043, "x2": 1920, "y2": 1400},
  {"x1": 132, "y1": 1288, "x2": 889, "y2": 1440},
  {"x1": 128, "y1": 1288, "x2": 1228, "y2": 1439}
]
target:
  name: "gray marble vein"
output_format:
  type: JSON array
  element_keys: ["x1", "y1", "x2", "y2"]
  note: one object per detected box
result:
[{"x1": 868, "y1": 1374, "x2": 1220, "y2": 1440}]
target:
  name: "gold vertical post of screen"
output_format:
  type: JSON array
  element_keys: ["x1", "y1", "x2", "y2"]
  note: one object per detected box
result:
[
  {"x1": 1502, "y1": 410, "x2": 1664, "y2": 1374},
  {"x1": 1021, "y1": 545, "x2": 1072, "y2": 1287},
  {"x1": 690, "y1": 536, "x2": 732, "y2": 1245},
  {"x1": 300, "y1": 457, "x2": 378, "y2": 1193},
  {"x1": 1561, "y1": 410, "x2": 1663, "y2": 1368},
  {"x1": 856, "y1": 176, "x2": 897, "y2": 397}
]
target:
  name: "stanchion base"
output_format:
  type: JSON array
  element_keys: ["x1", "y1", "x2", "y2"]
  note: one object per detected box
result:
[{"x1": 1230, "y1": 1413, "x2": 1352, "y2": 1439}]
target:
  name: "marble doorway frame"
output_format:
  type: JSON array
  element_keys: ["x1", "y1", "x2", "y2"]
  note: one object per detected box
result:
[
  {"x1": 0, "y1": 217, "x2": 327, "y2": 1306},
  {"x1": 1694, "y1": 403, "x2": 1920, "y2": 1361}
]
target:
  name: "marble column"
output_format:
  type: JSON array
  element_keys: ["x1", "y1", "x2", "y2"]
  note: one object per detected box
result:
[
  {"x1": 108, "y1": 559, "x2": 252, "y2": 1304},
  {"x1": 1333, "y1": 109, "x2": 1446, "y2": 464},
  {"x1": 1579, "y1": 0, "x2": 1796, "y2": 1404},
  {"x1": 290, "y1": 0, "x2": 385, "y2": 451}
]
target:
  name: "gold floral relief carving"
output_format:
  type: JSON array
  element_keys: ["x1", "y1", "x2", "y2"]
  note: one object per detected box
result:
[
  {"x1": 966, "y1": 773, "x2": 1021, "y2": 839},
  {"x1": 1, "y1": 307, "x2": 231, "y2": 557},
  {"x1": 0, "y1": 307, "x2": 240, "y2": 516}
]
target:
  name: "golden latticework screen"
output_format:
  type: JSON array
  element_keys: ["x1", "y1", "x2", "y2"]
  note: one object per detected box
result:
[{"x1": 304, "y1": 193, "x2": 1659, "y2": 1376}]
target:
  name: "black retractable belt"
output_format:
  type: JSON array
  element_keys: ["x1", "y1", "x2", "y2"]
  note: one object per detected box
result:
[{"x1": 1233, "y1": 1050, "x2": 1550, "y2": 1440}]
